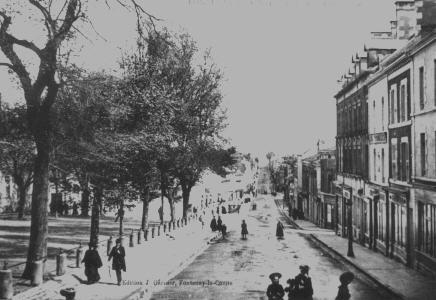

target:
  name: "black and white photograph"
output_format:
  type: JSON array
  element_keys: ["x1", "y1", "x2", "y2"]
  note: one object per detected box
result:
[{"x1": 1, "y1": 0, "x2": 436, "y2": 299}]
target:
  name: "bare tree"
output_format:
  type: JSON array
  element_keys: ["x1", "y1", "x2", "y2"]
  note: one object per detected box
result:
[{"x1": 0, "y1": 0, "x2": 157, "y2": 278}]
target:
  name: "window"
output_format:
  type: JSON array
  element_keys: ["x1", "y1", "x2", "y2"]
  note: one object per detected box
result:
[
  {"x1": 395, "y1": 203, "x2": 407, "y2": 248},
  {"x1": 400, "y1": 84, "x2": 406, "y2": 122},
  {"x1": 418, "y1": 202, "x2": 436, "y2": 257},
  {"x1": 373, "y1": 149, "x2": 377, "y2": 181},
  {"x1": 420, "y1": 66, "x2": 425, "y2": 110},
  {"x1": 381, "y1": 148, "x2": 385, "y2": 183},
  {"x1": 391, "y1": 138, "x2": 398, "y2": 180},
  {"x1": 373, "y1": 100, "x2": 376, "y2": 132},
  {"x1": 390, "y1": 88, "x2": 396, "y2": 124},
  {"x1": 434, "y1": 60, "x2": 436, "y2": 106},
  {"x1": 381, "y1": 97, "x2": 385, "y2": 131},
  {"x1": 421, "y1": 133, "x2": 426, "y2": 176},
  {"x1": 400, "y1": 140, "x2": 409, "y2": 182}
]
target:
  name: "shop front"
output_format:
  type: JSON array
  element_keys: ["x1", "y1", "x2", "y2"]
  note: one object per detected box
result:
[
  {"x1": 388, "y1": 186, "x2": 411, "y2": 265},
  {"x1": 414, "y1": 186, "x2": 436, "y2": 277}
]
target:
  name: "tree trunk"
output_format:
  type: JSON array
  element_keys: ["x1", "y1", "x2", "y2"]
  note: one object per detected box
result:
[
  {"x1": 17, "y1": 184, "x2": 28, "y2": 219},
  {"x1": 119, "y1": 199, "x2": 124, "y2": 236},
  {"x1": 81, "y1": 187, "x2": 90, "y2": 217},
  {"x1": 89, "y1": 187, "x2": 102, "y2": 246},
  {"x1": 167, "y1": 191, "x2": 175, "y2": 222},
  {"x1": 22, "y1": 138, "x2": 50, "y2": 279},
  {"x1": 141, "y1": 187, "x2": 150, "y2": 230},
  {"x1": 181, "y1": 184, "x2": 192, "y2": 219}
]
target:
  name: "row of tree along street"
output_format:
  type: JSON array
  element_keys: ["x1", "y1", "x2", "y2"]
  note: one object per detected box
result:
[{"x1": 0, "y1": 1, "x2": 235, "y2": 279}]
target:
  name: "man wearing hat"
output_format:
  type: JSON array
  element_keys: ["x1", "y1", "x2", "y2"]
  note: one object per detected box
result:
[
  {"x1": 335, "y1": 271, "x2": 354, "y2": 300},
  {"x1": 292, "y1": 265, "x2": 313, "y2": 299},
  {"x1": 108, "y1": 238, "x2": 126, "y2": 285},
  {"x1": 266, "y1": 272, "x2": 285, "y2": 300},
  {"x1": 82, "y1": 242, "x2": 103, "y2": 284}
]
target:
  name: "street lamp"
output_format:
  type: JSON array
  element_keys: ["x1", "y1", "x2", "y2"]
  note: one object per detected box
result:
[{"x1": 343, "y1": 187, "x2": 354, "y2": 257}]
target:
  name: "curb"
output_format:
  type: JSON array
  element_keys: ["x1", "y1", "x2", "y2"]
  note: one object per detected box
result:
[{"x1": 274, "y1": 201, "x2": 405, "y2": 300}]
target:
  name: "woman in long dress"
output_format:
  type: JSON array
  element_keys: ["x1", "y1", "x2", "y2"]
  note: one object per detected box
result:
[
  {"x1": 82, "y1": 243, "x2": 103, "y2": 284},
  {"x1": 241, "y1": 220, "x2": 248, "y2": 239},
  {"x1": 276, "y1": 221, "x2": 284, "y2": 239}
]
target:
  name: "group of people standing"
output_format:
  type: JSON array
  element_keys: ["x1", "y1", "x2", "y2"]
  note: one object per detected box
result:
[
  {"x1": 81, "y1": 238, "x2": 127, "y2": 286},
  {"x1": 210, "y1": 215, "x2": 227, "y2": 237},
  {"x1": 266, "y1": 267, "x2": 355, "y2": 300}
]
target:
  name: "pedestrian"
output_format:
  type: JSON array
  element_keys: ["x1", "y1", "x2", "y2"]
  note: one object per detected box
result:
[
  {"x1": 108, "y1": 238, "x2": 126, "y2": 286},
  {"x1": 158, "y1": 206, "x2": 163, "y2": 223},
  {"x1": 276, "y1": 221, "x2": 284, "y2": 239},
  {"x1": 82, "y1": 242, "x2": 103, "y2": 284},
  {"x1": 222, "y1": 205, "x2": 227, "y2": 214},
  {"x1": 217, "y1": 205, "x2": 220, "y2": 215},
  {"x1": 199, "y1": 215, "x2": 205, "y2": 229},
  {"x1": 210, "y1": 216, "x2": 218, "y2": 232},
  {"x1": 266, "y1": 272, "x2": 285, "y2": 300},
  {"x1": 115, "y1": 207, "x2": 124, "y2": 223},
  {"x1": 335, "y1": 272, "x2": 354, "y2": 300},
  {"x1": 241, "y1": 220, "x2": 248, "y2": 239},
  {"x1": 63, "y1": 200, "x2": 69, "y2": 216},
  {"x1": 292, "y1": 265, "x2": 313, "y2": 300},
  {"x1": 72, "y1": 202, "x2": 79, "y2": 216},
  {"x1": 221, "y1": 223, "x2": 227, "y2": 238},
  {"x1": 217, "y1": 216, "x2": 223, "y2": 231},
  {"x1": 284, "y1": 278, "x2": 296, "y2": 300}
]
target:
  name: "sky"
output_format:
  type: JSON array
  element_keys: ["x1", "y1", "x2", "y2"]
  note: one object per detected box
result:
[{"x1": 0, "y1": 0, "x2": 397, "y2": 164}]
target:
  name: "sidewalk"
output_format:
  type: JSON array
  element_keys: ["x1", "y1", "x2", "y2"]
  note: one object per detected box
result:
[
  {"x1": 12, "y1": 209, "x2": 222, "y2": 300},
  {"x1": 276, "y1": 201, "x2": 436, "y2": 300}
]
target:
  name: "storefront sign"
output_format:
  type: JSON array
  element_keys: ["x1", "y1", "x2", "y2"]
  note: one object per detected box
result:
[{"x1": 369, "y1": 132, "x2": 387, "y2": 144}]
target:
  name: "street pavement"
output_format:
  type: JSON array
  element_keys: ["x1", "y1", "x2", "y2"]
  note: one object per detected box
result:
[{"x1": 151, "y1": 196, "x2": 393, "y2": 300}]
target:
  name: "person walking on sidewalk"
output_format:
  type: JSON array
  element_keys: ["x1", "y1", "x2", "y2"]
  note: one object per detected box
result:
[
  {"x1": 266, "y1": 272, "x2": 285, "y2": 300},
  {"x1": 210, "y1": 216, "x2": 218, "y2": 232},
  {"x1": 241, "y1": 220, "x2": 248, "y2": 240},
  {"x1": 108, "y1": 238, "x2": 126, "y2": 286},
  {"x1": 217, "y1": 216, "x2": 223, "y2": 231},
  {"x1": 82, "y1": 242, "x2": 103, "y2": 284},
  {"x1": 276, "y1": 221, "x2": 284, "y2": 240},
  {"x1": 335, "y1": 271, "x2": 354, "y2": 300},
  {"x1": 221, "y1": 223, "x2": 227, "y2": 238},
  {"x1": 292, "y1": 265, "x2": 313, "y2": 300}
]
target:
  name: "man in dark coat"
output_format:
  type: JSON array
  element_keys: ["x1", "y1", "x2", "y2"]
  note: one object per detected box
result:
[
  {"x1": 241, "y1": 220, "x2": 248, "y2": 239},
  {"x1": 293, "y1": 265, "x2": 313, "y2": 300},
  {"x1": 108, "y1": 238, "x2": 126, "y2": 285},
  {"x1": 276, "y1": 221, "x2": 284, "y2": 239},
  {"x1": 221, "y1": 223, "x2": 227, "y2": 238},
  {"x1": 217, "y1": 216, "x2": 223, "y2": 231},
  {"x1": 210, "y1": 216, "x2": 218, "y2": 232},
  {"x1": 82, "y1": 243, "x2": 103, "y2": 284},
  {"x1": 266, "y1": 272, "x2": 285, "y2": 300}
]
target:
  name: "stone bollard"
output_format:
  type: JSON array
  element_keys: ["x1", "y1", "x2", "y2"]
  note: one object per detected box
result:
[
  {"x1": 137, "y1": 230, "x2": 142, "y2": 245},
  {"x1": 129, "y1": 230, "x2": 134, "y2": 247},
  {"x1": 60, "y1": 287, "x2": 76, "y2": 300},
  {"x1": 144, "y1": 229, "x2": 148, "y2": 241},
  {"x1": 76, "y1": 244, "x2": 83, "y2": 268},
  {"x1": 163, "y1": 223, "x2": 167, "y2": 233},
  {"x1": 107, "y1": 236, "x2": 113, "y2": 256},
  {"x1": 157, "y1": 225, "x2": 161, "y2": 236},
  {"x1": 31, "y1": 260, "x2": 43, "y2": 286},
  {"x1": 0, "y1": 262, "x2": 13, "y2": 300},
  {"x1": 56, "y1": 249, "x2": 67, "y2": 276},
  {"x1": 151, "y1": 227, "x2": 155, "y2": 239}
]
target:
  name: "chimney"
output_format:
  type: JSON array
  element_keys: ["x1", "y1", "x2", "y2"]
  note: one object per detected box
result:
[
  {"x1": 395, "y1": 1, "x2": 417, "y2": 39},
  {"x1": 415, "y1": 0, "x2": 436, "y2": 34},
  {"x1": 390, "y1": 21, "x2": 398, "y2": 38}
]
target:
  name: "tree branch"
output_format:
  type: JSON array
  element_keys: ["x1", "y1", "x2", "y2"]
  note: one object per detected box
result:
[
  {"x1": 29, "y1": 0, "x2": 56, "y2": 38},
  {"x1": 0, "y1": 62, "x2": 13, "y2": 69}
]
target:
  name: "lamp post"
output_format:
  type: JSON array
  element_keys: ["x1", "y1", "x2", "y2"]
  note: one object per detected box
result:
[{"x1": 344, "y1": 187, "x2": 354, "y2": 257}]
